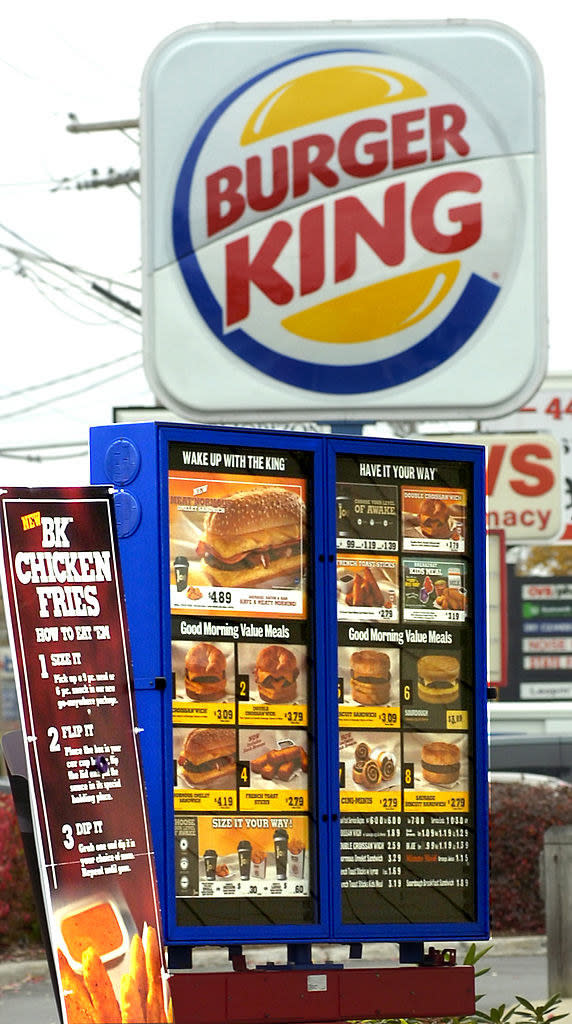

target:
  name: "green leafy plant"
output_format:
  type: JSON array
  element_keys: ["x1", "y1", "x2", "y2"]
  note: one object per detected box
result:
[
  {"x1": 512, "y1": 994, "x2": 567, "y2": 1023},
  {"x1": 348, "y1": 944, "x2": 565, "y2": 1024}
]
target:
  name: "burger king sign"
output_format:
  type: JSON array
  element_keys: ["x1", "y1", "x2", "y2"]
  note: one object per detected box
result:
[{"x1": 142, "y1": 22, "x2": 545, "y2": 422}]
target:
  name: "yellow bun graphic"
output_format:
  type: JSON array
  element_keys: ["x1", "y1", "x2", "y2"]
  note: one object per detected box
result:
[
  {"x1": 281, "y1": 261, "x2": 460, "y2": 343},
  {"x1": 241, "y1": 66, "x2": 427, "y2": 145}
]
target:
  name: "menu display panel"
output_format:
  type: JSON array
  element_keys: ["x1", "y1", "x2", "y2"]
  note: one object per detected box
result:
[
  {"x1": 167, "y1": 442, "x2": 317, "y2": 928},
  {"x1": 335, "y1": 453, "x2": 478, "y2": 927},
  {"x1": 88, "y1": 420, "x2": 489, "y2": 945}
]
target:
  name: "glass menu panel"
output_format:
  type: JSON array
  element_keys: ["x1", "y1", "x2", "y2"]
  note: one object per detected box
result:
[
  {"x1": 336, "y1": 453, "x2": 476, "y2": 925},
  {"x1": 167, "y1": 442, "x2": 316, "y2": 928}
]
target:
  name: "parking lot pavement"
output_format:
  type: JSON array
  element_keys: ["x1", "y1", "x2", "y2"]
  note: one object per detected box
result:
[{"x1": 2, "y1": 936, "x2": 570, "y2": 1022}]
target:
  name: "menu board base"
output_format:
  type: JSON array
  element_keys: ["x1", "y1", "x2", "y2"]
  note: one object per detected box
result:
[{"x1": 168, "y1": 964, "x2": 475, "y2": 1024}]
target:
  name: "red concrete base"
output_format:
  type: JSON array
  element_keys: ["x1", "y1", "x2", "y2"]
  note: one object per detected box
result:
[{"x1": 169, "y1": 964, "x2": 475, "y2": 1024}]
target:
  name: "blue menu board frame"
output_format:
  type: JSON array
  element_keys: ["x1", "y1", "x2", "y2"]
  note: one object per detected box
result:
[{"x1": 89, "y1": 422, "x2": 489, "y2": 948}]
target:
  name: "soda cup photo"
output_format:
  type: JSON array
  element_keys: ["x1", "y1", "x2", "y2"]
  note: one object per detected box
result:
[
  {"x1": 237, "y1": 840, "x2": 252, "y2": 880},
  {"x1": 174, "y1": 555, "x2": 189, "y2": 591}
]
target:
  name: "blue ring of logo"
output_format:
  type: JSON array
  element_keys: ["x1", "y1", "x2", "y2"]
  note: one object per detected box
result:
[{"x1": 172, "y1": 51, "x2": 500, "y2": 395}]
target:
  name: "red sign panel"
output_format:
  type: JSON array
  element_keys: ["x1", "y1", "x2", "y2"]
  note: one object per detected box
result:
[{"x1": 0, "y1": 488, "x2": 170, "y2": 1024}]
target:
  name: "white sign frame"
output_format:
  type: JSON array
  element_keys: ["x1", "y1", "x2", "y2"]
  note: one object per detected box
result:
[{"x1": 142, "y1": 20, "x2": 546, "y2": 423}]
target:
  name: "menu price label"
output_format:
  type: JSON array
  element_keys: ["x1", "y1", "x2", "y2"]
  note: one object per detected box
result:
[
  {"x1": 237, "y1": 702, "x2": 308, "y2": 727},
  {"x1": 403, "y1": 791, "x2": 469, "y2": 812},
  {"x1": 339, "y1": 705, "x2": 401, "y2": 729},
  {"x1": 0, "y1": 489, "x2": 170, "y2": 1024},
  {"x1": 340, "y1": 791, "x2": 402, "y2": 812},
  {"x1": 175, "y1": 789, "x2": 238, "y2": 812}
]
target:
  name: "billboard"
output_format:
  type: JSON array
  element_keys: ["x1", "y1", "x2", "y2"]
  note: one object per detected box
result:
[
  {"x1": 142, "y1": 21, "x2": 545, "y2": 422},
  {"x1": 486, "y1": 375, "x2": 572, "y2": 542},
  {"x1": 424, "y1": 432, "x2": 561, "y2": 543}
]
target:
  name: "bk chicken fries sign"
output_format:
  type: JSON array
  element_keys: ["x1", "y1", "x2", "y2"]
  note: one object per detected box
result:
[{"x1": 142, "y1": 21, "x2": 545, "y2": 421}]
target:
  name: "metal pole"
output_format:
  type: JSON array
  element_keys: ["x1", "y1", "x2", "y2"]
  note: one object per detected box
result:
[{"x1": 544, "y1": 825, "x2": 572, "y2": 996}]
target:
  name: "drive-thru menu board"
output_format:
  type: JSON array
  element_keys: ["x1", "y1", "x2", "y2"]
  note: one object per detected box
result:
[
  {"x1": 335, "y1": 455, "x2": 475, "y2": 925},
  {"x1": 0, "y1": 489, "x2": 170, "y2": 1024},
  {"x1": 168, "y1": 443, "x2": 315, "y2": 927},
  {"x1": 88, "y1": 420, "x2": 488, "y2": 943}
]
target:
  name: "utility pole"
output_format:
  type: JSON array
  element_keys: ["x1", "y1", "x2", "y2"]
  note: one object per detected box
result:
[
  {"x1": 66, "y1": 117, "x2": 139, "y2": 134},
  {"x1": 63, "y1": 116, "x2": 140, "y2": 191}
]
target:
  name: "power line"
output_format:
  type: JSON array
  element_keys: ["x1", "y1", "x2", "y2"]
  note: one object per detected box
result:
[
  {"x1": 0, "y1": 349, "x2": 141, "y2": 402},
  {"x1": 0, "y1": 442, "x2": 88, "y2": 462},
  {"x1": 0, "y1": 235, "x2": 142, "y2": 330},
  {"x1": 0, "y1": 362, "x2": 144, "y2": 422},
  {"x1": 0, "y1": 226, "x2": 141, "y2": 290},
  {"x1": 91, "y1": 282, "x2": 140, "y2": 315},
  {"x1": 22, "y1": 264, "x2": 138, "y2": 329}
]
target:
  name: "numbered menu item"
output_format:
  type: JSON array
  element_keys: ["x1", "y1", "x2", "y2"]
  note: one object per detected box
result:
[
  {"x1": 402, "y1": 557, "x2": 468, "y2": 622},
  {"x1": 169, "y1": 444, "x2": 309, "y2": 617},
  {"x1": 402, "y1": 733, "x2": 469, "y2": 812},
  {"x1": 175, "y1": 815, "x2": 309, "y2": 899},
  {"x1": 339, "y1": 730, "x2": 401, "y2": 812},
  {"x1": 336, "y1": 482, "x2": 399, "y2": 551},
  {"x1": 338, "y1": 645, "x2": 400, "y2": 728},
  {"x1": 398, "y1": 634, "x2": 471, "y2": 726},
  {"x1": 401, "y1": 487, "x2": 467, "y2": 552},
  {"x1": 241, "y1": 730, "x2": 309, "y2": 810},
  {"x1": 238, "y1": 642, "x2": 308, "y2": 725},
  {"x1": 337, "y1": 555, "x2": 399, "y2": 621}
]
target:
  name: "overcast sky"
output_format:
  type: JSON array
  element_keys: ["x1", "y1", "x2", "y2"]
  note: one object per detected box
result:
[{"x1": 1, "y1": 2, "x2": 569, "y2": 486}]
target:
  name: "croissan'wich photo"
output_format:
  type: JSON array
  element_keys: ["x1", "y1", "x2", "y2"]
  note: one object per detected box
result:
[
  {"x1": 255, "y1": 645, "x2": 299, "y2": 704},
  {"x1": 177, "y1": 728, "x2": 236, "y2": 787},
  {"x1": 418, "y1": 498, "x2": 454, "y2": 539},
  {"x1": 420, "y1": 741, "x2": 460, "y2": 786},
  {"x1": 185, "y1": 642, "x2": 227, "y2": 701},
  {"x1": 349, "y1": 649, "x2": 391, "y2": 705},
  {"x1": 196, "y1": 487, "x2": 305, "y2": 587}
]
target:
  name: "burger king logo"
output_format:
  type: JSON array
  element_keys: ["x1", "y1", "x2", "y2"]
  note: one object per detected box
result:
[{"x1": 172, "y1": 49, "x2": 522, "y2": 395}]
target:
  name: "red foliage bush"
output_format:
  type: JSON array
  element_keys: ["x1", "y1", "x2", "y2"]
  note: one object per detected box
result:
[
  {"x1": 0, "y1": 791, "x2": 39, "y2": 949},
  {"x1": 1, "y1": 778, "x2": 571, "y2": 949},
  {"x1": 489, "y1": 781, "x2": 572, "y2": 934}
]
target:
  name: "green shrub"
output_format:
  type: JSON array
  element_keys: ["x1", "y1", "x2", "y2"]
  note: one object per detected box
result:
[
  {"x1": 489, "y1": 781, "x2": 572, "y2": 934},
  {"x1": 0, "y1": 791, "x2": 40, "y2": 949}
]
